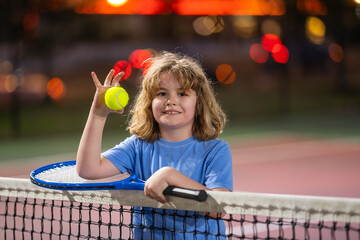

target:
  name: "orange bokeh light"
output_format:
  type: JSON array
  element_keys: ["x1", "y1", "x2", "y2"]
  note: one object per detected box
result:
[
  {"x1": 216, "y1": 64, "x2": 235, "y2": 84},
  {"x1": 76, "y1": 0, "x2": 285, "y2": 15},
  {"x1": 297, "y1": 0, "x2": 327, "y2": 15},
  {"x1": 47, "y1": 78, "x2": 66, "y2": 101},
  {"x1": 76, "y1": 0, "x2": 167, "y2": 14},
  {"x1": 171, "y1": 0, "x2": 285, "y2": 15}
]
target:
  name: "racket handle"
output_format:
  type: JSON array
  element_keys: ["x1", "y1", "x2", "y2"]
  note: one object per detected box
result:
[{"x1": 163, "y1": 186, "x2": 207, "y2": 202}]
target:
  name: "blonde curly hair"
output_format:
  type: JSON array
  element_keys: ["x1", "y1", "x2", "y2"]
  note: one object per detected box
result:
[{"x1": 128, "y1": 52, "x2": 226, "y2": 142}]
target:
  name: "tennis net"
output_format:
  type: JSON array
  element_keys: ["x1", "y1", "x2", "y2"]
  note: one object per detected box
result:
[{"x1": 1, "y1": 177, "x2": 360, "y2": 240}]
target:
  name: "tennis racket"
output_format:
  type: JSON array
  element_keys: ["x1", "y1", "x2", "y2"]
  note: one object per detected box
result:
[{"x1": 30, "y1": 160, "x2": 207, "y2": 202}]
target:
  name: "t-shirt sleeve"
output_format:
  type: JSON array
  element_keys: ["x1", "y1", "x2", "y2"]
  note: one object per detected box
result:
[
  {"x1": 101, "y1": 135, "x2": 137, "y2": 174},
  {"x1": 204, "y1": 140, "x2": 233, "y2": 191}
]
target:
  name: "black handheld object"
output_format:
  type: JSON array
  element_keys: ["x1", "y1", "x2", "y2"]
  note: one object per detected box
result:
[
  {"x1": 163, "y1": 186, "x2": 207, "y2": 202},
  {"x1": 30, "y1": 160, "x2": 207, "y2": 202}
]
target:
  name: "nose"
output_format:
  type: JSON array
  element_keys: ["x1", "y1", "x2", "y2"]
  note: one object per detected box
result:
[{"x1": 166, "y1": 95, "x2": 177, "y2": 106}]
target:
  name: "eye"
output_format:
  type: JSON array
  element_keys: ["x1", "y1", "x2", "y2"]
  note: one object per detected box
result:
[
  {"x1": 178, "y1": 92, "x2": 187, "y2": 97},
  {"x1": 157, "y1": 91, "x2": 167, "y2": 97}
]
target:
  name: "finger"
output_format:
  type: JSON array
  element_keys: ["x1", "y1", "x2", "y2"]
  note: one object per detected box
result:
[
  {"x1": 144, "y1": 185, "x2": 167, "y2": 204},
  {"x1": 113, "y1": 72, "x2": 125, "y2": 87},
  {"x1": 104, "y1": 69, "x2": 115, "y2": 86},
  {"x1": 144, "y1": 186, "x2": 152, "y2": 200},
  {"x1": 148, "y1": 192, "x2": 167, "y2": 204},
  {"x1": 112, "y1": 108, "x2": 125, "y2": 114},
  {"x1": 157, "y1": 194, "x2": 168, "y2": 204},
  {"x1": 150, "y1": 191, "x2": 168, "y2": 204},
  {"x1": 91, "y1": 72, "x2": 102, "y2": 88}
]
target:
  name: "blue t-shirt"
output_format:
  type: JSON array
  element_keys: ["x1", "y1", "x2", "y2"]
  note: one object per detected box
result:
[{"x1": 102, "y1": 135, "x2": 233, "y2": 239}]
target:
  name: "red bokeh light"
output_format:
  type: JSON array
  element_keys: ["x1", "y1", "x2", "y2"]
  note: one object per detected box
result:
[
  {"x1": 249, "y1": 43, "x2": 269, "y2": 63},
  {"x1": 328, "y1": 43, "x2": 343, "y2": 63},
  {"x1": 272, "y1": 44, "x2": 289, "y2": 64},
  {"x1": 262, "y1": 34, "x2": 282, "y2": 53},
  {"x1": 142, "y1": 60, "x2": 153, "y2": 76},
  {"x1": 129, "y1": 49, "x2": 153, "y2": 69},
  {"x1": 23, "y1": 12, "x2": 40, "y2": 31},
  {"x1": 113, "y1": 60, "x2": 132, "y2": 80}
]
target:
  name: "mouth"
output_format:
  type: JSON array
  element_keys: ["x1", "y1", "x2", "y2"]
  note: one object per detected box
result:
[{"x1": 163, "y1": 110, "x2": 181, "y2": 115}]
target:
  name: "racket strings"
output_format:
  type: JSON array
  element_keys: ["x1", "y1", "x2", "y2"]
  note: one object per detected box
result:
[{"x1": 34, "y1": 165, "x2": 131, "y2": 184}]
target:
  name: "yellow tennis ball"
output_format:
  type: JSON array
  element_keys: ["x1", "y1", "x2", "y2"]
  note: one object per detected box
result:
[{"x1": 104, "y1": 86, "x2": 129, "y2": 111}]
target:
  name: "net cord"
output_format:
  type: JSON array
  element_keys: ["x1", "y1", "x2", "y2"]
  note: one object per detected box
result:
[{"x1": 1, "y1": 177, "x2": 359, "y2": 223}]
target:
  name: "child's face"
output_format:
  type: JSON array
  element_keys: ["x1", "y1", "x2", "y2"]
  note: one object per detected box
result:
[{"x1": 152, "y1": 72, "x2": 197, "y2": 139}]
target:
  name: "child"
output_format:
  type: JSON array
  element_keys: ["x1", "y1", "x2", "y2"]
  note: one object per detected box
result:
[{"x1": 76, "y1": 52, "x2": 233, "y2": 239}]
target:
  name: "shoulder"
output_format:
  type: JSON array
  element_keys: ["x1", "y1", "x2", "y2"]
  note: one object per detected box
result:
[
  {"x1": 111, "y1": 135, "x2": 152, "y2": 152},
  {"x1": 191, "y1": 138, "x2": 231, "y2": 159},
  {"x1": 197, "y1": 138, "x2": 230, "y2": 150},
  {"x1": 122, "y1": 135, "x2": 152, "y2": 145}
]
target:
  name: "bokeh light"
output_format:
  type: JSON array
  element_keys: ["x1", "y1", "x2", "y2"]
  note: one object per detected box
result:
[
  {"x1": 113, "y1": 60, "x2": 132, "y2": 80},
  {"x1": 107, "y1": 0, "x2": 128, "y2": 7},
  {"x1": 297, "y1": 0, "x2": 327, "y2": 15},
  {"x1": 216, "y1": 64, "x2": 235, "y2": 84},
  {"x1": 77, "y1": 0, "x2": 166, "y2": 14},
  {"x1": 47, "y1": 78, "x2": 66, "y2": 101},
  {"x1": 193, "y1": 16, "x2": 224, "y2": 36},
  {"x1": 129, "y1": 49, "x2": 153, "y2": 69},
  {"x1": 232, "y1": 16, "x2": 257, "y2": 38},
  {"x1": 249, "y1": 43, "x2": 269, "y2": 63},
  {"x1": 23, "y1": 12, "x2": 40, "y2": 31},
  {"x1": 328, "y1": 43, "x2": 344, "y2": 63},
  {"x1": 24, "y1": 74, "x2": 48, "y2": 99},
  {"x1": 261, "y1": 19, "x2": 281, "y2": 36},
  {"x1": 4, "y1": 74, "x2": 18, "y2": 93},
  {"x1": 262, "y1": 33, "x2": 282, "y2": 53},
  {"x1": 306, "y1": 16, "x2": 326, "y2": 45},
  {"x1": 171, "y1": 0, "x2": 285, "y2": 15},
  {"x1": 272, "y1": 44, "x2": 289, "y2": 64},
  {"x1": 0, "y1": 61, "x2": 16, "y2": 93}
]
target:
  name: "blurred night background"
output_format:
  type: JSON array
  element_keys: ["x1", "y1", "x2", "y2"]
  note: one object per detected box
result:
[{"x1": 0, "y1": 0, "x2": 360, "y2": 162}]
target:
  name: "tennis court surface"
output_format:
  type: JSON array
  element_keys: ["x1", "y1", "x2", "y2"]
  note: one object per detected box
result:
[{"x1": 1, "y1": 135, "x2": 360, "y2": 239}]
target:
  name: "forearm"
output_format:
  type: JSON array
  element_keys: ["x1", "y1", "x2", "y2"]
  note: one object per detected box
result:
[
  {"x1": 164, "y1": 167, "x2": 209, "y2": 190},
  {"x1": 76, "y1": 106, "x2": 107, "y2": 179},
  {"x1": 76, "y1": 70, "x2": 125, "y2": 179},
  {"x1": 145, "y1": 167, "x2": 230, "y2": 204},
  {"x1": 165, "y1": 171, "x2": 230, "y2": 218}
]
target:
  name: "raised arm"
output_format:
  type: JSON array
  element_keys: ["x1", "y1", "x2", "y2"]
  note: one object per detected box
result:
[{"x1": 76, "y1": 70, "x2": 124, "y2": 179}]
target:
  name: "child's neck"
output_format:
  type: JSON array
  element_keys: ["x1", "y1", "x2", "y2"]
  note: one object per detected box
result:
[{"x1": 160, "y1": 129, "x2": 193, "y2": 142}]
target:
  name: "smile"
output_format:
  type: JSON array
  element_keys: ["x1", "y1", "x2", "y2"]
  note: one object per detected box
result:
[{"x1": 163, "y1": 111, "x2": 181, "y2": 115}]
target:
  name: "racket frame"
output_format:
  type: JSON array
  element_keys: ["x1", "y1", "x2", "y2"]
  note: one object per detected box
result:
[
  {"x1": 30, "y1": 160, "x2": 207, "y2": 202},
  {"x1": 30, "y1": 160, "x2": 144, "y2": 190}
]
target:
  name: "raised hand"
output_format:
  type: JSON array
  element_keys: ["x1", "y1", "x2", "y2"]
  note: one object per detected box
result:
[{"x1": 91, "y1": 69, "x2": 125, "y2": 117}]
